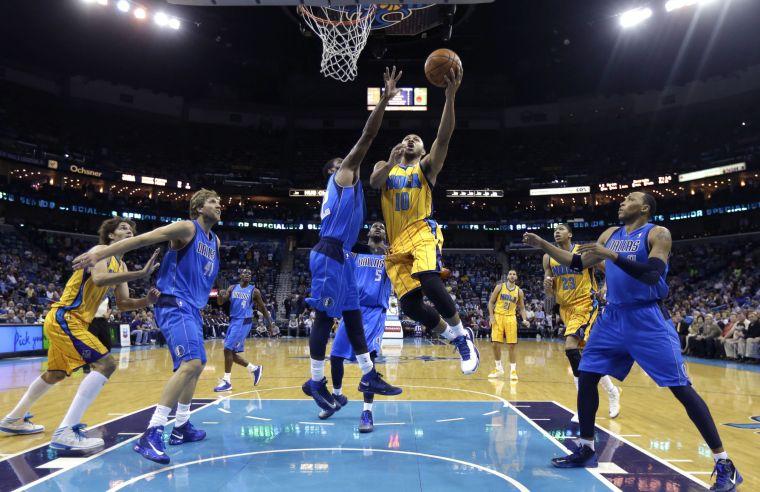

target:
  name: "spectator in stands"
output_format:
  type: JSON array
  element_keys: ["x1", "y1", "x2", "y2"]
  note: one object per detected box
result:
[
  {"x1": 744, "y1": 312, "x2": 760, "y2": 361},
  {"x1": 130, "y1": 312, "x2": 148, "y2": 346},
  {"x1": 684, "y1": 315, "x2": 704, "y2": 355},
  {"x1": 673, "y1": 312, "x2": 689, "y2": 350},
  {"x1": 724, "y1": 312, "x2": 749, "y2": 360}
]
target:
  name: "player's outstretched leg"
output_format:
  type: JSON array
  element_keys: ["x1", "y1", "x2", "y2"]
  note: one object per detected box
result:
[
  {"x1": 359, "y1": 353, "x2": 379, "y2": 433},
  {"x1": 669, "y1": 385, "x2": 742, "y2": 491},
  {"x1": 303, "y1": 310, "x2": 339, "y2": 411},
  {"x1": 318, "y1": 356, "x2": 349, "y2": 420},
  {"x1": 399, "y1": 284, "x2": 478, "y2": 374},
  {"x1": 0, "y1": 372, "x2": 58, "y2": 435},
  {"x1": 552, "y1": 371, "x2": 601, "y2": 468},
  {"x1": 50, "y1": 356, "x2": 117, "y2": 454},
  {"x1": 600, "y1": 376, "x2": 621, "y2": 418}
]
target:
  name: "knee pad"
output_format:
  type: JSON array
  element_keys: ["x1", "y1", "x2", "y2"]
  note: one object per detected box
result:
[{"x1": 565, "y1": 349, "x2": 582, "y2": 377}]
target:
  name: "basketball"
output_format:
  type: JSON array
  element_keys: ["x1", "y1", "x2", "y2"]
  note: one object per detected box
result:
[{"x1": 425, "y1": 48, "x2": 462, "y2": 88}]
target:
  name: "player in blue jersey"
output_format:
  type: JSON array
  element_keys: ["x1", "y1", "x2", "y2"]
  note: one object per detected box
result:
[
  {"x1": 213, "y1": 268, "x2": 273, "y2": 392},
  {"x1": 524, "y1": 191, "x2": 742, "y2": 492},
  {"x1": 319, "y1": 222, "x2": 391, "y2": 432},
  {"x1": 303, "y1": 68, "x2": 403, "y2": 413},
  {"x1": 72, "y1": 189, "x2": 222, "y2": 466}
]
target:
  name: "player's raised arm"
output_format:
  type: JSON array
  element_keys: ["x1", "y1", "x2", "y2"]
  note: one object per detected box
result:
[
  {"x1": 334, "y1": 67, "x2": 402, "y2": 187},
  {"x1": 369, "y1": 143, "x2": 404, "y2": 189},
  {"x1": 90, "y1": 248, "x2": 161, "y2": 287},
  {"x1": 523, "y1": 227, "x2": 617, "y2": 270},
  {"x1": 217, "y1": 285, "x2": 233, "y2": 306},
  {"x1": 421, "y1": 67, "x2": 463, "y2": 186},
  {"x1": 577, "y1": 225, "x2": 671, "y2": 286},
  {"x1": 72, "y1": 220, "x2": 196, "y2": 271},
  {"x1": 114, "y1": 283, "x2": 161, "y2": 312}
]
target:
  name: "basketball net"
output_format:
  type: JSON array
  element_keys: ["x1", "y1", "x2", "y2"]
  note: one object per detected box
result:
[{"x1": 298, "y1": 5, "x2": 377, "y2": 83}]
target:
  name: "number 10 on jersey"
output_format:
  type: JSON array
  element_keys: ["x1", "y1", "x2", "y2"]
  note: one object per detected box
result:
[{"x1": 395, "y1": 192, "x2": 410, "y2": 211}]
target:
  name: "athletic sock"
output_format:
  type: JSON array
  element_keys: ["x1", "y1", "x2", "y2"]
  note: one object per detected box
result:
[
  {"x1": 600, "y1": 375, "x2": 616, "y2": 395},
  {"x1": 574, "y1": 376, "x2": 579, "y2": 391},
  {"x1": 713, "y1": 451, "x2": 728, "y2": 462},
  {"x1": 59, "y1": 371, "x2": 108, "y2": 428},
  {"x1": 495, "y1": 360, "x2": 503, "y2": 371},
  {"x1": 578, "y1": 438, "x2": 595, "y2": 451},
  {"x1": 6, "y1": 376, "x2": 54, "y2": 419},
  {"x1": 363, "y1": 402, "x2": 373, "y2": 412},
  {"x1": 246, "y1": 363, "x2": 257, "y2": 372},
  {"x1": 510, "y1": 363, "x2": 517, "y2": 372},
  {"x1": 148, "y1": 405, "x2": 172, "y2": 429},
  {"x1": 175, "y1": 402, "x2": 191, "y2": 427},
  {"x1": 441, "y1": 322, "x2": 467, "y2": 341},
  {"x1": 223, "y1": 372, "x2": 232, "y2": 383},
  {"x1": 310, "y1": 358, "x2": 325, "y2": 382},
  {"x1": 356, "y1": 352, "x2": 374, "y2": 375},
  {"x1": 334, "y1": 387, "x2": 342, "y2": 396}
]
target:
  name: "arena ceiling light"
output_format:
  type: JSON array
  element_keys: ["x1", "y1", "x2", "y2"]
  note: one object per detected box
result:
[
  {"x1": 619, "y1": 7, "x2": 653, "y2": 28},
  {"x1": 169, "y1": 17, "x2": 181, "y2": 29},
  {"x1": 116, "y1": 0, "x2": 130, "y2": 12},
  {"x1": 134, "y1": 6, "x2": 146, "y2": 19},
  {"x1": 154, "y1": 11, "x2": 169, "y2": 27},
  {"x1": 96, "y1": 0, "x2": 108, "y2": 5}
]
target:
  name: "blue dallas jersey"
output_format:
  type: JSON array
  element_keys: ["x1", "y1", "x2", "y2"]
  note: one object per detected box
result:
[
  {"x1": 156, "y1": 220, "x2": 220, "y2": 309},
  {"x1": 355, "y1": 252, "x2": 391, "y2": 309},
  {"x1": 319, "y1": 174, "x2": 366, "y2": 250},
  {"x1": 229, "y1": 283, "x2": 255, "y2": 319},
  {"x1": 604, "y1": 223, "x2": 669, "y2": 307}
]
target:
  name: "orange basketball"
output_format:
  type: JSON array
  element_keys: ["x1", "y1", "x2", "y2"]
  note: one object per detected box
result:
[{"x1": 424, "y1": 48, "x2": 462, "y2": 88}]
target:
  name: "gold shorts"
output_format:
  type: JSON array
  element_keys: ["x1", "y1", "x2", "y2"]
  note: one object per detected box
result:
[
  {"x1": 492, "y1": 314, "x2": 518, "y2": 344},
  {"x1": 560, "y1": 300, "x2": 599, "y2": 341},
  {"x1": 45, "y1": 308, "x2": 108, "y2": 375},
  {"x1": 385, "y1": 219, "x2": 444, "y2": 299}
]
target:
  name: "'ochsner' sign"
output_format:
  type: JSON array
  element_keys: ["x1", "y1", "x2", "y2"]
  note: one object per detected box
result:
[{"x1": 69, "y1": 165, "x2": 103, "y2": 177}]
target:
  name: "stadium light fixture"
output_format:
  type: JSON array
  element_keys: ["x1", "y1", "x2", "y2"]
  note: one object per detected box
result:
[
  {"x1": 81, "y1": 0, "x2": 96, "y2": 3},
  {"x1": 134, "y1": 7, "x2": 146, "y2": 20},
  {"x1": 96, "y1": 0, "x2": 108, "y2": 5},
  {"x1": 665, "y1": 0, "x2": 699, "y2": 11},
  {"x1": 169, "y1": 17, "x2": 181, "y2": 30},
  {"x1": 154, "y1": 12, "x2": 169, "y2": 27},
  {"x1": 117, "y1": 0, "x2": 130, "y2": 13},
  {"x1": 619, "y1": 7, "x2": 653, "y2": 28}
]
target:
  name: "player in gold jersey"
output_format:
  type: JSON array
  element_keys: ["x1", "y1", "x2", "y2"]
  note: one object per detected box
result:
[
  {"x1": 487, "y1": 270, "x2": 531, "y2": 381},
  {"x1": 0, "y1": 218, "x2": 160, "y2": 454},
  {"x1": 543, "y1": 223, "x2": 621, "y2": 420},
  {"x1": 369, "y1": 67, "x2": 479, "y2": 374}
]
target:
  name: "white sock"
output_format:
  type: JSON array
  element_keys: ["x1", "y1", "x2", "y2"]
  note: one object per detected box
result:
[
  {"x1": 600, "y1": 375, "x2": 615, "y2": 395},
  {"x1": 713, "y1": 451, "x2": 728, "y2": 462},
  {"x1": 310, "y1": 358, "x2": 325, "y2": 382},
  {"x1": 148, "y1": 404, "x2": 172, "y2": 429},
  {"x1": 6, "y1": 376, "x2": 54, "y2": 419},
  {"x1": 363, "y1": 402, "x2": 373, "y2": 412},
  {"x1": 175, "y1": 402, "x2": 191, "y2": 427},
  {"x1": 573, "y1": 376, "x2": 579, "y2": 391},
  {"x1": 334, "y1": 387, "x2": 342, "y2": 396},
  {"x1": 246, "y1": 363, "x2": 257, "y2": 372},
  {"x1": 356, "y1": 353, "x2": 374, "y2": 375},
  {"x1": 495, "y1": 360, "x2": 503, "y2": 371},
  {"x1": 578, "y1": 438, "x2": 595, "y2": 450},
  {"x1": 510, "y1": 363, "x2": 517, "y2": 372},
  {"x1": 223, "y1": 372, "x2": 232, "y2": 383},
  {"x1": 59, "y1": 371, "x2": 108, "y2": 428},
  {"x1": 441, "y1": 322, "x2": 467, "y2": 341}
]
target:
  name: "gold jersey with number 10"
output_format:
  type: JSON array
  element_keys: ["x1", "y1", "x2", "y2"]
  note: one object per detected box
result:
[{"x1": 380, "y1": 163, "x2": 434, "y2": 247}]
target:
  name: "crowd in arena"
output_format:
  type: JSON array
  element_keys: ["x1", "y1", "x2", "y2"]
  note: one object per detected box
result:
[{"x1": 1, "y1": 217, "x2": 758, "y2": 365}]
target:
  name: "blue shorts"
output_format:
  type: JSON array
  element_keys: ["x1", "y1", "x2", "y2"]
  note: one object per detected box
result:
[
  {"x1": 306, "y1": 238, "x2": 359, "y2": 318},
  {"x1": 224, "y1": 317, "x2": 254, "y2": 353},
  {"x1": 580, "y1": 303, "x2": 690, "y2": 387},
  {"x1": 154, "y1": 296, "x2": 206, "y2": 371},
  {"x1": 331, "y1": 305, "x2": 387, "y2": 361}
]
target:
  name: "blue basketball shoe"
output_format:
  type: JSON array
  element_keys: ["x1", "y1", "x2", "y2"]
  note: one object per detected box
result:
[
  {"x1": 250, "y1": 365, "x2": 263, "y2": 386},
  {"x1": 302, "y1": 378, "x2": 339, "y2": 412},
  {"x1": 551, "y1": 444, "x2": 598, "y2": 468},
  {"x1": 359, "y1": 410, "x2": 374, "y2": 433},
  {"x1": 133, "y1": 426, "x2": 170, "y2": 465},
  {"x1": 214, "y1": 379, "x2": 232, "y2": 392},
  {"x1": 710, "y1": 459, "x2": 743, "y2": 491},
  {"x1": 318, "y1": 393, "x2": 348, "y2": 420},
  {"x1": 169, "y1": 421, "x2": 206, "y2": 445},
  {"x1": 358, "y1": 369, "x2": 402, "y2": 396}
]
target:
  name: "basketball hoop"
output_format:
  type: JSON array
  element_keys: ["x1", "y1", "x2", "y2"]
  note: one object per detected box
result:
[{"x1": 297, "y1": 4, "x2": 377, "y2": 82}]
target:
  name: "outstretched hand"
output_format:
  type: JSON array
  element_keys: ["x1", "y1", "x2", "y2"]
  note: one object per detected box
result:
[
  {"x1": 382, "y1": 66, "x2": 403, "y2": 101},
  {"x1": 443, "y1": 65, "x2": 463, "y2": 98},
  {"x1": 388, "y1": 143, "x2": 404, "y2": 166},
  {"x1": 141, "y1": 248, "x2": 161, "y2": 277}
]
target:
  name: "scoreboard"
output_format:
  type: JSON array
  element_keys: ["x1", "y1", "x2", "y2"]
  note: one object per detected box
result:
[{"x1": 367, "y1": 87, "x2": 428, "y2": 111}]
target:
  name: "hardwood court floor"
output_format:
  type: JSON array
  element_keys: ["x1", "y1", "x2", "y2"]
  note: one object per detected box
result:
[{"x1": 0, "y1": 337, "x2": 757, "y2": 489}]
